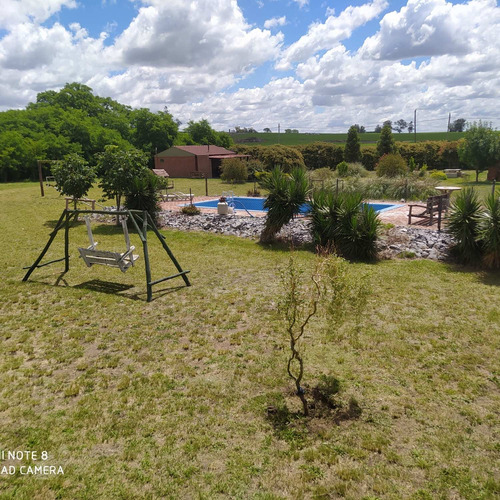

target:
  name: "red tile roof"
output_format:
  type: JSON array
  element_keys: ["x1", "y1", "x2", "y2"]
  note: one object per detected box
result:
[{"x1": 174, "y1": 145, "x2": 235, "y2": 156}]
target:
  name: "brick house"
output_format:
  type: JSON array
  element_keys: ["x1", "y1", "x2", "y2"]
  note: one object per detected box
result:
[{"x1": 154, "y1": 145, "x2": 248, "y2": 178}]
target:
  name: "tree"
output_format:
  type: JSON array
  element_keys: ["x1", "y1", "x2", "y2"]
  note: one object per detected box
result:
[
  {"x1": 383, "y1": 120, "x2": 393, "y2": 130},
  {"x1": 97, "y1": 145, "x2": 149, "y2": 211},
  {"x1": 376, "y1": 124, "x2": 397, "y2": 157},
  {"x1": 260, "y1": 145, "x2": 306, "y2": 172},
  {"x1": 351, "y1": 124, "x2": 366, "y2": 133},
  {"x1": 131, "y1": 108, "x2": 178, "y2": 157},
  {"x1": 407, "y1": 121, "x2": 414, "y2": 134},
  {"x1": 395, "y1": 119, "x2": 407, "y2": 133},
  {"x1": 344, "y1": 125, "x2": 361, "y2": 162},
  {"x1": 51, "y1": 153, "x2": 96, "y2": 208},
  {"x1": 185, "y1": 119, "x2": 233, "y2": 148},
  {"x1": 449, "y1": 118, "x2": 466, "y2": 132},
  {"x1": 458, "y1": 121, "x2": 500, "y2": 182},
  {"x1": 263, "y1": 128, "x2": 272, "y2": 133},
  {"x1": 374, "y1": 124, "x2": 382, "y2": 133}
]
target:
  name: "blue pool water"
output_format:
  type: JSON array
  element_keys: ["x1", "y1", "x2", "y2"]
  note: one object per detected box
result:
[{"x1": 193, "y1": 197, "x2": 402, "y2": 213}]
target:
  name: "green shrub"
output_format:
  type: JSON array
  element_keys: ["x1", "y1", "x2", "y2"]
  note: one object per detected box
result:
[
  {"x1": 220, "y1": 158, "x2": 248, "y2": 183},
  {"x1": 309, "y1": 190, "x2": 380, "y2": 261},
  {"x1": 447, "y1": 188, "x2": 483, "y2": 264},
  {"x1": 337, "y1": 161, "x2": 349, "y2": 177},
  {"x1": 124, "y1": 170, "x2": 161, "y2": 220},
  {"x1": 429, "y1": 170, "x2": 448, "y2": 181},
  {"x1": 346, "y1": 162, "x2": 368, "y2": 177},
  {"x1": 308, "y1": 167, "x2": 335, "y2": 182},
  {"x1": 260, "y1": 145, "x2": 306, "y2": 172},
  {"x1": 181, "y1": 204, "x2": 201, "y2": 216},
  {"x1": 376, "y1": 154, "x2": 408, "y2": 178},
  {"x1": 479, "y1": 193, "x2": 500, "y2": 269},
  {"x1": 361, "y1": 148, "x2": 378, "y2": 171}
]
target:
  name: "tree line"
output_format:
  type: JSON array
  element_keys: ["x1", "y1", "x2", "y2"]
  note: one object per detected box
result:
[{"x1": 0, "y1": 82, "x2": 232, "y2": 182}]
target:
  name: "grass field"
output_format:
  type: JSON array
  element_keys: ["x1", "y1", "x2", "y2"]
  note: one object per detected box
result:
[
  {"x1": 0, "y1": 182, "x2": 499, "y2": 499},
  {"x1": 231, "y1": 131, "x2": 466, "y2": 147}
]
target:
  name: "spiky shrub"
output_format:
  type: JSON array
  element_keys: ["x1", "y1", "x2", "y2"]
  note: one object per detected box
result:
[
  {"x1": 309, "y1": 191, "x2": 380, "y2": 261},
  {"x1": 260, "y1": 167, "x2": 308, "y2": 243},
  {"x1": 479, "y1": 193, "x2": 500, "y2": 269},
  {"x1": 336, "y1": 161, "x2": 349, "y2": 177},
  {"x1": 447, "y1": 188, "x2": 483, "y2": 264},
  {"x1": 124, "y1": 170, "x2": 161, "y2": 221}
]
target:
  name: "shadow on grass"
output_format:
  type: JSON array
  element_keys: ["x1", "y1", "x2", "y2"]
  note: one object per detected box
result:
[
  {"x1": 73, "y1": 280, "x2": 187, "y2": 302},
  {"x1": 444, "y1": 262, "x2": 500, "y2": 287},
  {"x1": 43, "y1": 219, "x2": 85, "y2": 229}
]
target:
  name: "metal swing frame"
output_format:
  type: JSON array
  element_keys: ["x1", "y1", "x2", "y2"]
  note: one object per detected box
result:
[{"x1": 23, "y1": 209, "x2": 191, "y2": 302}]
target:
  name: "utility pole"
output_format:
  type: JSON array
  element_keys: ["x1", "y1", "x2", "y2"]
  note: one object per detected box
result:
[
  {"x1": 278, "y1": 123, "x2": 280, "y2": 144},
  {"x1": 414, "y1": 109, "x2": 417, "y2": 143},
  {"x1": 447, "y1": 113, "x2": 451, "y2": 140}
]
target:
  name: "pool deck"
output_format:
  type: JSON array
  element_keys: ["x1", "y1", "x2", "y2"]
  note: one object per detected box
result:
[{"x1": 159, "y1": 196, "x2": 442, "y2": 229}]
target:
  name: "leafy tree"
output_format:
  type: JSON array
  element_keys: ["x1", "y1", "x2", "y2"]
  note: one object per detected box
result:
[
  {"x1": 260, "y1": 167, "x2": 309, "y2": 243},
  {"x1": 351, "y1": 124, "x2": 366, "y2": 133},
  {"x1": 374, "y1": 124, "x2": 382, "y2": 133},
  {"x1": 263, "y1": 127, "x2": 272, "y2": 133},
  {"x1": 395, "y1": 119, "x2": 407, "y2": 133},
  {"x1": 185, "y1": 119, "x2": 233, "y2": 148},
  {"x1": 97, "y1": 145, "x2": 149, "y2": 211},
  {"x1": 407, "y1": 121, "x2": 414, "y2": 134},
  {"x1": 376, "y1": 124, "x2": 397, "y2": 157},
  {"x1": 449, "y1": 118, "x2": 466, "y2": 132},
  {"x1": 458, "y1": 121, "x2": 500, "y2": 182},
  {"x1": 51, "y1": 153, "x2": 96, "y2": 208},
  {"x1": 383, "y1": 120, "x2": 393, "y2": 130},
  {"x1": 344, "y1": 125, "x2": 361, "y2": 162},
  {"x1": 130, "y1": 108, "x2": 178, "y2": 156}
]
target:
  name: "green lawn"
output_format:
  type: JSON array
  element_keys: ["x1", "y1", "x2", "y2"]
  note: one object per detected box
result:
[
  {"x1": 0, "y1": 183, "x2": 499, "y2": 499},
  {"x1": 231, "y1": 131, "x2": 465, "y2": 147}
]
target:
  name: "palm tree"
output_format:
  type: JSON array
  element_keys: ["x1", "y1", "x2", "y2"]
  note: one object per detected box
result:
[{"x1": 260, "y1": 167, "x2": 309, "y2": 243}]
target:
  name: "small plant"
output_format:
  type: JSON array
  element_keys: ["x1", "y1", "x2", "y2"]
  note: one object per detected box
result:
[
  {"x1": 181, "y1": 204, "x2": 201, "y2": 216},
  {"x1": 376, "y1": 154, "x2": 408, "y2": 178},
  {"x1": 429, "y1": 170, "x2": 447, "y2": 181},
  {"x1": 279, "y1": 254, "x2": 369, "y2": 417},
  {"x1": 408, "y1": 156, "x2": 417, "y2": 172},
  {"x1": 246, "y1": 189, "x2": 261, "y2": 197}
]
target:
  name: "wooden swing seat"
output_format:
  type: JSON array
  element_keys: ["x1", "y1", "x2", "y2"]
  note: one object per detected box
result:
[
  {"x1": 78, "y1": 216, "x2": 139, "y2": 272},
  {"x1": 78, "y1": 245, "x2": 139, "y2": 272}
]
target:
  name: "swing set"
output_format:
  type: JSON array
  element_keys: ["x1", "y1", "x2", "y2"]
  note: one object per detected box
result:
[{"x1": 23, "y1": 208, "x2": 191, "y2": 302}]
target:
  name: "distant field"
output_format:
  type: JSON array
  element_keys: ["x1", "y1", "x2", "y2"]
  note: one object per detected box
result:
[{"x1": 231, "y1": 131, "x2": 465, "y2": 147}]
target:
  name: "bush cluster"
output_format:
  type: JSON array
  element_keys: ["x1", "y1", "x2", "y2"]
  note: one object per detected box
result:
[{"x1": 447, "y1": 189, "x2": 500, "y2": 268}]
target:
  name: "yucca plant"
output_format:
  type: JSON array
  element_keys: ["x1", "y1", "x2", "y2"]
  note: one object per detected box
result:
[
  {"x1": 447, "y1": 187, "x2": 483, "y2": 264},
  {"x1": 479, "y1": 193, "x2": 500, "y2": 269},
  {"x1": 309, "y1": 190, "x2": 380, "y2": 261},
  {"x1": 260, "y1": 166, "x2": 309, "y2": 243},
  {"x1": 125, "y1": 170, "x2": 161, "y2": 221}
]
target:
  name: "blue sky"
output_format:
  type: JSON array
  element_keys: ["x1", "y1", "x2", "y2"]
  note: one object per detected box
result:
[{"x1": 1, "y1": 0, "x2": 499, "y2": 132}]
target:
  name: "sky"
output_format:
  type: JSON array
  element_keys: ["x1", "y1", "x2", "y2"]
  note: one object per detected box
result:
[{"x1": 0, "y1": 0, "x2": 499, "y2": 133}]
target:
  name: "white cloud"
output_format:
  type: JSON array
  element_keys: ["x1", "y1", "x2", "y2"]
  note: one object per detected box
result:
[
  {"x1": 360, "y1": 0, "x2": 499, "y2": 60},
  {"x1": 292, "y1": 0, "x2": 309, "y2": 8},
  {"x1": 0, "y1": 0, "x2": 77, "y2": 29},
  {"x1": 276, "y1": 0, "x2": 388, "y2": 69},
  {"x1": 264, "y1": 16, "x2": 286, "y2": 29},
  {"x1": 112, "y1": 1, "x2": 282, "y2": 73}
]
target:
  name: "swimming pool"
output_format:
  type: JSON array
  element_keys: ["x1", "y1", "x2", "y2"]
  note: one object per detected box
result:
[{"x1": 192, "y1": 197, "x2": 402, "y2": 214}]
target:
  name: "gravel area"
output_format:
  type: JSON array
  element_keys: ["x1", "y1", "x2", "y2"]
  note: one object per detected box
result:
[{"x1": 158, "y1": 197, "x2": 455, "y2": 261}]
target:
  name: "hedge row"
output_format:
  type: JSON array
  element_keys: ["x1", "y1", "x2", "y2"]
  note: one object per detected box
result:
[{"x1": 235, "y1": 140, "x2": 464, "y2": 172}]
